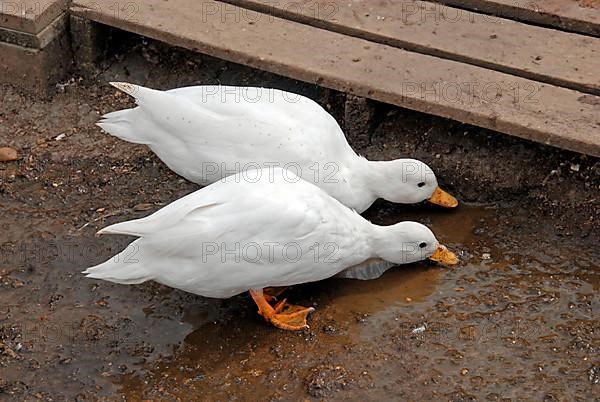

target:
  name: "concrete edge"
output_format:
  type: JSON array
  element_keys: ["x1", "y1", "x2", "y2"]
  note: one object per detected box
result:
[
  {"x1": 0, "y1": 12, "x2": 67, "y2": 48},
  {"x1": 0, "y1": 0, "x2": 66, "y2": 34}
]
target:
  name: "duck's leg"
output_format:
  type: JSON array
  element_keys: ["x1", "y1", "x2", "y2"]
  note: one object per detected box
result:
[
  {"x1": 263, "y1": 286, "x2": 288, "y2": 303},
  {"x1": 249, "y1": 289, "x2": 314, "y2": 331}
]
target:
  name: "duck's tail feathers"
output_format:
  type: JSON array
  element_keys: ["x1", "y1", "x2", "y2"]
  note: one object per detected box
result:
[
  {"x1": 82, "y1": 240, "x2": 152, "y2": 285},
  {"x1": 110, "y1": 81, "x2": 145, "y2": 98},
  {"x1": 109, "y1": 82, "x2": 164, "y2": 104},
  {"x1": 98, "y1": 82, "x2": 167, "y2": 144},
  {"x1": 96, "y1": 217, "x2": 149, "y2": 237},
  {"x1": 96, "y1": 118, "x2": 149, "y2": 145}
]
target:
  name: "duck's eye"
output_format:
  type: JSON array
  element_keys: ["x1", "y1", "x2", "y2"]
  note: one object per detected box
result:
[
  {"x1": 417, "y1": 182, "x2": 426, "y2": 188},
  {"x1": 419, "y1": 242, "x2": 427, "y2": 248}
]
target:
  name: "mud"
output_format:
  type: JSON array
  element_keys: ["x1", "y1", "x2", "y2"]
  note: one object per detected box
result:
[{"x1": 0, "y1": 34, "x2": 598, "y2": 401}]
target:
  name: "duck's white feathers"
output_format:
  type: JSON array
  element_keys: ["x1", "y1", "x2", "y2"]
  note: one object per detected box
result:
[
  {"x1": 101, "y1": 83, "x2": 356, "y2": 171},
  {"x1": 84, "y1": 169, "x2": 374, "y2": 298},
  {"x1": 99, "y1": 83, "x2": 374, "y2": 211}
]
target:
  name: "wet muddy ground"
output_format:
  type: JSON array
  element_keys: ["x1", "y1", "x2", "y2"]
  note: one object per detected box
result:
[{"x1": 1, "y1": 35, "x2": 598, "y2": 401}]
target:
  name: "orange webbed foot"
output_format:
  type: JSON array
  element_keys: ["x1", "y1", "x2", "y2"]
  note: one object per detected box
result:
[{"x1": 249, "y1": 289, "x2": 314, "y2": 331}]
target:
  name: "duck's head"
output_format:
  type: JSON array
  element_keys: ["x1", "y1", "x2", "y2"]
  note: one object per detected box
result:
[
  {"x1": 368, "y1": 159, "x2": 458, "y2": 208},
  {"x1": 373, "y1": 221, "x2": 458, "y2": 266}
]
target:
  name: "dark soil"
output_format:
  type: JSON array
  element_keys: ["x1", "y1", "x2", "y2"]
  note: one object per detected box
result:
[{"x1": 0, "y1": 34, "x2": 598, "y2": 401}]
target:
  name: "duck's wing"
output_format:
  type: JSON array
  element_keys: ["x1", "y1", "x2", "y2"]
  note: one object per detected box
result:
[
  {"x1": 173, "y1": 86, "x2": 362, "y2": 189},
  {"x1": 85, "y1": 171, "x2": 361, "y2": 289},
  {"x1": 167, "y1": 85, "x2": 325, "y2": 122},
  {"x1": 101, "y1": 83, "x2": 354, "y2": 161},
  {"x1": 166, "y1": 86, "x2": 344, "y2": 154},
  {"x1": 99, "y1": 171, "x2": 331, "y2": 241}
]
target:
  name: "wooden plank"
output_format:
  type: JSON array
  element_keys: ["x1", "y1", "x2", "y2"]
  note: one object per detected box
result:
[
  {"x1": 434, "y1": 0, "x2": 600, "y2": 37},
  {"x1": 224, "y1": 0, "x2": 600, "y2": 96},
  {"x1": 70, "y1": 0, "x2": 600, "y2": 157},
  {"x1": 0, "y1": 0, "x2": 66, "y2": 34}
]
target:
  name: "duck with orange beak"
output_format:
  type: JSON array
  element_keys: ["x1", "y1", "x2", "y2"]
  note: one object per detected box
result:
[
  {"x1": 98, "y1": 82, "x2": 458, "y2": 213},
  {"x1": 83, "y1": 168, "x2": 459, "y2": 331}
]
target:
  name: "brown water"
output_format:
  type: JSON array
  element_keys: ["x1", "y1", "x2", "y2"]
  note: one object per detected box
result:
[{"x1": 3, "y1": 202, "x2": 596, "y2": 401}]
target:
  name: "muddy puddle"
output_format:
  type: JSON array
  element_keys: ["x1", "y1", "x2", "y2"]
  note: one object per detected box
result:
[{"x1": 3, "y1": 201, "x2": 596, "y2": 401}]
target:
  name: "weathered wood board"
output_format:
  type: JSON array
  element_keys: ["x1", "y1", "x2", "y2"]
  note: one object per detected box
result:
[
  {"x1": 433, "y1": 0, "x2": 600, "y2": 37},
  {"x1": 224, "y1": 0, "x2": 600, "y2": 95},
  {"x1": 70, "y1": 0, "x2": 600, "y2": 156}
]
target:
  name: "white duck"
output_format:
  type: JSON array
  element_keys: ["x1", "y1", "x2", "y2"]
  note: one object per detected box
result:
[
  {"x1": 98, "y1": 83, "x2": 457, "y2": 213},
  {"x1": 83, "y1": 168, "x2": 457, "y2": 330}
]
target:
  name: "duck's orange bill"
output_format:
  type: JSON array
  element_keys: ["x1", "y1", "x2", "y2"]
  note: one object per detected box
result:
[
  {"x1": 428, "y1": 186, "x2": 458, "y2": 208},
  {"x1": 429, "y1": 245, "x2": 459, "y2": 266}
]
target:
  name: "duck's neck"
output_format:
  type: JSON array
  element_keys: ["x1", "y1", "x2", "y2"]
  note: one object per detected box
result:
[
  {"x1": 366, "y1": 222, "x2": 417, "y2": 264},
  {"x1": 367, "y1": 222, "x2": 384, "y2": 246},
  {"x1": 344, "y1": 156, "x2": 416, "y2": 212},
  {"x1": 362, "y1": 223, "x2": 396, "y2": 262},
  {"x1": 354, "y1": 158, "x2": 397, "y2": 197},
  {"x1": 345, "y1": 156, "x2": 379, "y2": 211}
]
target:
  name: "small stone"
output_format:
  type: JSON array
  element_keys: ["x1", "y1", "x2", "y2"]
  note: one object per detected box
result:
[
  {"x1": 482, "y1": 253, "x2": 491, "y2": 260},
  {"x1": 95, "y1": 298, "x2": 109, "y2": 308},
  {"x1": 473, "y1": 227, "x2": 486, "y2": 235},
  {"x1": 570, "y1": 163, "x2": 580, "y2": 172},
  {"x1": 589, "y1": 365, "x2": 599, "y2": 384},
  {"x1": 489, "y1": 34, "x2": 497, "y2": 39},
  {"x1": 40, "y1": 232, "x2": 55, "y2": 240},
  {"x1": 134, "y1": 203, "x2": 154, "y2": 211},
  {"x1": 0, "y1": 147, "x2": 17, "y2": 162},
  {"x1": 461, "y1": 368, "x2": 469, "y2": 376},
  {"x1": 460, "y1": 326, "x2": 477, "y2": 340},
  {"x1": 0, "y1": 342, "x2": 18, "y2": 359},
  {"x1": 405, "y1": 297, "x2": 413, "y2": 302}
]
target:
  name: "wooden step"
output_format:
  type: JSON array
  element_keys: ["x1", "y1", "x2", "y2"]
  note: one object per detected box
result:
[
  {"x1": 70, "y1": 0, "x2": 600, "y2": 157},
  {"x1": 434, "y1": 0, "x2": 600, "y2": 37},
  {"x1": 0, "y1": 0, "x2": 70, "y2": 95},
  {"x1": 224, "y1": 0, "x2": 600, "y2": 95},
  {"x1": 0, "y1": 0, "x2": 66, "y2": 34}
]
